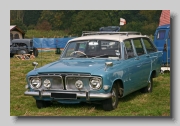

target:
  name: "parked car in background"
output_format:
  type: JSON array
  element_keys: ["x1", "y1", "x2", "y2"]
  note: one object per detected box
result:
[
  {"x1": 10, "y1": 39, "x2": 38, "y2": 57},
  {"x1": 154, "y1": 24, "x2": 170, "y2": 66},
  {"x1": 24, "y1": 31, "x2": 163, "y2": 111}
]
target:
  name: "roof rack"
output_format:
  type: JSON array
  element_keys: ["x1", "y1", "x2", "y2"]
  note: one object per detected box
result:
[{"x1": 82, "y1": 31, "x2": 141, "y2": 36}]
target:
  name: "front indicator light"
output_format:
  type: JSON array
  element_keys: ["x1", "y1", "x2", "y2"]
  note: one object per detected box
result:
[{"x1": 103, "y1": 85, "x2": 109, "y2": 90}]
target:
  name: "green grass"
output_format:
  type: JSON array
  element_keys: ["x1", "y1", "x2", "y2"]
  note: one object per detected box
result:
[
  {"x1": 10, "y1": 51, "x2": 170, "y2": 116},
  {"x1": 25, "y1": 30, "x2": 74, "y2": 38}
]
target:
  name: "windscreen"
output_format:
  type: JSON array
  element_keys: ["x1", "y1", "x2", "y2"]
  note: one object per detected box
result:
[{"x1": 62, "y1": 40, "x2": 121, "y2": 59}]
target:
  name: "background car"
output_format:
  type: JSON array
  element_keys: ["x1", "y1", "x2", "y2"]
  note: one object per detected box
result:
[{"x1": 10, "y1": 39, "x2": 38, "y2": 57}]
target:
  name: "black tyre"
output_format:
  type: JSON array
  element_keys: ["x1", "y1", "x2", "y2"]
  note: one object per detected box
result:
[
  {"x1": 33, "y1": 47, "x2": 38, "y2": 57},
  {"x1": 17, "y1": 49, "x2": 28, "y2": 55},
  {"x1": 140, "y1": 75, "x2": 153, "y2": 93},
  {"x1": 102, "y1": 84, "x2": 119, "y2": 111},
  {"x1": 10, "y1": 53, "x2": 14, "y2": 57},
  {"x1": 36, "y1": 100, "x2": 52, "y2": 109}
]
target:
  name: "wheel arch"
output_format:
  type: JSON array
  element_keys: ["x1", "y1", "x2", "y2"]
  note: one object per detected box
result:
[
  {"x1": 147, "y1": 69, "x2": 157, "y2": 84},
  {"x1": 150, "y1": 70, "x2": 157, "y2": 78},
  {"x1": 112, "y1": 79, "x2": 124, "y2": 98}
]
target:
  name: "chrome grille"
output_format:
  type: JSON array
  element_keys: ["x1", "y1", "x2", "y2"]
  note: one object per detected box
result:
[
  {"x1": 41, "y1": 76, "x2": 64, "y2": 90},
  {"x1": 36, "y1": 73, "x2": 97, "y2": 91},
  {"x1": 65, "y1": 76, "x2": 91, "y2": 91}
]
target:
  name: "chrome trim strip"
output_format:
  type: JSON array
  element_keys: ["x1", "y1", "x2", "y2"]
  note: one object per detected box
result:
[
  {"x1": 24, "y1": 90, "x2": 112, "y2": 99},
  {"x1": 38, "y1": 73, "x2": 91, "y2": 76}
]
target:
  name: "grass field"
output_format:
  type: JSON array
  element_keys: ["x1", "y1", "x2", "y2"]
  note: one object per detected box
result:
[{"x1": 10, "y1": 51, "x2": 170, "y2": 116}]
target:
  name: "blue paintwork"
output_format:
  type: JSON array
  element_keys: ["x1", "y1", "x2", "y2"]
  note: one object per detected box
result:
[{"x1": 154, "y1": 24, "x2": 170, "y2": 65}]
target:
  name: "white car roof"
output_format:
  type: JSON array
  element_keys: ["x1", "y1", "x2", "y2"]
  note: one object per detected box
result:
[{"x1": 68, "y1": 34, "x2": 149, "y2": 42}]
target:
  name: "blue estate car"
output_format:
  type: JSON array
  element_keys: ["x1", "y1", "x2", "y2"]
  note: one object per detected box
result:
[{"x1": 24, "y1": 31, "x2": 163, "y2": 111}]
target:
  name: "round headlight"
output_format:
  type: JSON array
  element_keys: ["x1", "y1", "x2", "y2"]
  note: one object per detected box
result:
[
  {"x1": 89, "y1": 77, "x2": 102, "y2": 90},
  {"x1": 43, "y1": 79, "x2": 51, "y2": 88},
  {"x1": 75, "y1": 80, "x2": 83, "y2": 89},
  {"x1": 30, "y1": 78, "x2": 41, "y2": 89}
]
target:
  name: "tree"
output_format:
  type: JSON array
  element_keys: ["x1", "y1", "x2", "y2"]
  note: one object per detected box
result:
[
  {"x1": 10, "y1": 10, "x2": 24, "y2": 23},
  {"x1": 38, "y1": 10, "x2": 64, "y2": 30},
  {"x1": 23, "y1": 10, "x2": 42, "y2": 28},
  {"x1": 70, "y1": 10, "x2": 114, "y2": 35},
  {"x1": 35, "y1": 20, "x2": 52, "y2": 31}
]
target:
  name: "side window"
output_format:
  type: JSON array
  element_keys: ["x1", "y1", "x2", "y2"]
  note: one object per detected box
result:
[
  {"x1": 133, "y1": 38, "x2": 145, "y2": 56},
  {"x1": 156, "y1": 30, "x2": 166, "y2": 40},
  {"x1": 142, "y1": 38, "x2": 157, "y2": 53},
  {"x1": 124, "y1": 39, "x2": 135, "y2": 59}
]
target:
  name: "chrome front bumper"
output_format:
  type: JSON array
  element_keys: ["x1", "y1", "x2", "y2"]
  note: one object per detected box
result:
[{"x1": 24, "y1": 90, "x2": 112, "y2": 100}]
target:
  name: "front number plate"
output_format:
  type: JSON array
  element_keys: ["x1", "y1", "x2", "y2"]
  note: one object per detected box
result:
[{"x1": 51, "y1": 93, "x2": 77, "y2": 99}]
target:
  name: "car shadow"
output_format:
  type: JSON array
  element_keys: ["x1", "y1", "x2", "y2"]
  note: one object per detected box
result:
[{"x1": 45, "y1": 90, "x2": 144, "y2": 111}]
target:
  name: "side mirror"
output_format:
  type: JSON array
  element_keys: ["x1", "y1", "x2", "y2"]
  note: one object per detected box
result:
[
  {"x1": 104, "y1": 62, "x2": 113, "y2": 71},
  {"x1": 32, "y1": 62, "x2": 38, "y2": 70},
  {"x1": 105, "y1": 62, "x2": 113, "y2": 67}
]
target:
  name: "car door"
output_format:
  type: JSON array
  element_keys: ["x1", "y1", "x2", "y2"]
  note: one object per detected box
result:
[
  {"x1": 131, "y1": 38, "x2": 151, "y2": 89},
  {"x1": 154, "y1": 27, "x2": 170, "y2": 66},
  {"x1": 142, "y1": 37, "x2": 160, "y2": 79},
  {"x1": 123, "y1": 39, "x2": 140, "y2": 93},
  {"x1": 165, "y1": 29, "x2": 170, "y2": 65}
]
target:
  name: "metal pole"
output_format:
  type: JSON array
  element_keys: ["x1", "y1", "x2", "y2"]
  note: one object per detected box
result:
[
  {"x1": 166, "y1": 39, "x2": 168, "y2": 67},
  {"x1": 41, "y1": 37, "x2": 42, "y2": 67}
]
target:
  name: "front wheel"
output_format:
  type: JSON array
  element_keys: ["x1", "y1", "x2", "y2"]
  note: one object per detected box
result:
[
  {"x1": 36, "y1": 100, "x2": 52, "y2": 109},
  {"x1": 10, "y1": 53, "x2": 14, "y2": 57},
  {"x1": 102, "y1": 84, "x2": 119, "y2": 111}
]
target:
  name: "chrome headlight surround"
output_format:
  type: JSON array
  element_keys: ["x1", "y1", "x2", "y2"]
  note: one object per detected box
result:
[
  {"x1": 29, "y1": 77, "x2": 41, "y2": 89},
  {"x1": 89, "y1": 77, "x2": 102, "y2": 90}
]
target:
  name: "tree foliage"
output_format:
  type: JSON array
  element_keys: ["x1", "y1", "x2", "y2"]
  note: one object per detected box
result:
[
  {"x1": 23, "y1": 10, "x2": 42, "y2": 27},
  {"x1": 10, "y1": 10, "x2": 162, "y2": 35}
]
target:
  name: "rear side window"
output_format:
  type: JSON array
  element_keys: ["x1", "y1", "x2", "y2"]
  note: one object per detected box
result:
[
  {"x1": 156, "y1": 30, "x2": 166, "y2": 40},
  {"x1": 142, "y1": 38, "x2": 157, "y2": 53}
]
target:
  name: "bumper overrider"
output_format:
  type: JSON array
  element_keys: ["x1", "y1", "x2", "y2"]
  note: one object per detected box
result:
[{"x1": 24, "y1": 90, "x2": 112, "y2": 100}]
